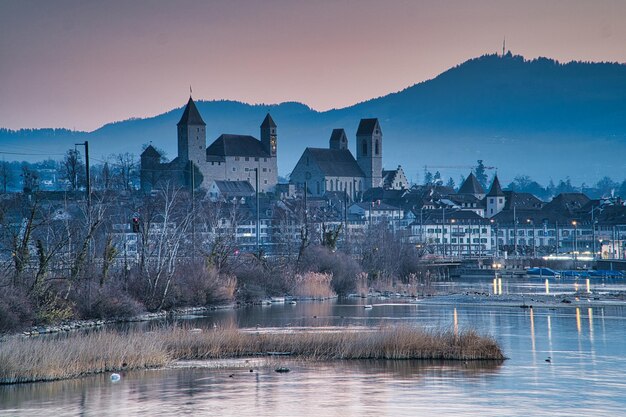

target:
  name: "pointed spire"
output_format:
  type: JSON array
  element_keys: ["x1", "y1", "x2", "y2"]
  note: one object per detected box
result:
[
  {"x1": 261, "y1": 113, "x2": 276, "y2": 128},
  {"x1": 177, "y1": 97, "x2": 205, "y2": 126},
  {"x1": 487, "y1": 174, "x2": 505, "y2": 197}
]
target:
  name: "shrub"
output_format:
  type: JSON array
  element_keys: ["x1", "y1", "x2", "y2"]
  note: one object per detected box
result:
[
  {"x1": 166, "y1": 263, "x2": 236, "y2": 308},
  {"x1": 300, "y1": 246, "x2": 362, "y2": 295},
  {"x1": 0, "y1": 287, "x2": 34, "y2": 333},
  {"x1": 76, "y1": 283, "x2": 145, "y2": 320}
]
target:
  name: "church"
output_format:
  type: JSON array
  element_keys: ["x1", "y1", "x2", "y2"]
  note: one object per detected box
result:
[
  {"x1": 140, "y1": 97, "x2": 278, "y2": 193},
  {"x1": 289, "y1": 118, "x2": 384, "y2": 201}
]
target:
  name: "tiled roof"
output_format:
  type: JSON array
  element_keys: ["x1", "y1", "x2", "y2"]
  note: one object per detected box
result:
[
  {"x1": 356, "y1": 118, "x2": 380, "y2": 136},
  {"x1": 141, "y1": 145, "x2": 161, "y2": 158},
  {"x1": 177, "y1": 97, "x2": 206, "y2": 126},
  {"x1": 207, "y1": 134, "x2": 270, "y2": 158},
  {"x1": 306, "y1": 148, "x2": 365, "y2": 178},
  {"x1": 457, "y1": 173, "x2": 485, "y2": 195},
  {"x1": 487, "y1": 175, "x2": 505, "y2": 197},
  {"x1": 260, "y1": 113, "x2": 276, "y2": 128}
]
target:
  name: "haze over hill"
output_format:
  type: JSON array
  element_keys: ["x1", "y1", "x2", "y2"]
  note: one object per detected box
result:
[{"x1": 2, "y1": 53, "x2": 626, "y2": 185}]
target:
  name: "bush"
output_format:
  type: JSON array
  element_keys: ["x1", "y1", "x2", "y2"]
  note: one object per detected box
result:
[
  {"x1": 233, "y1": 256, "x2": 292, "y2": 301},
  {"x1": 73, "y1": 281, "x2": 144, "y2": 320},
  {"x1": 0, "y1": 287, "x2": 34, "y2": 333},
  {"x1": 300, "y1": 246, "x2": 362, "y2": 295},
  {"x1": 166, "y1": 263, "x2": 236, "y2": 308}
]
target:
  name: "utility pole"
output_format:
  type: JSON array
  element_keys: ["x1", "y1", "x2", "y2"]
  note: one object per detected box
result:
[
  {"x1": 75, "y1": 141, "x2": 91, "y2": 207},
  {"x1": 191, "y1": 162, "x2": 196, "y2": 262},
  {"x1": 256, "y1": 168, "x2": 260, "y2": 255},
  {"x1": 513, "y1": 206, "x2": 517, "y2": 257}
]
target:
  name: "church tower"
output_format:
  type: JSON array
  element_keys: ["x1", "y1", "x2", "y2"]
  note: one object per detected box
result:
[
  {"x1": 260, "y1": 113, "x2": 277, "y2": 157},
  {"x1": 486, "y1": 174, "x2": 506, "y2": 218},
  {"x1": 356, "y1": 118, "x2": 383, "y2": 189},
  {"x1": 177, "y1": 97, "x2": 206, "y2": 167}
]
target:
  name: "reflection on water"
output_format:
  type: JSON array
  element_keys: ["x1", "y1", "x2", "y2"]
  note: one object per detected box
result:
[{"x1": 2, "y1": 295, "x2": 626, "y2": 416}]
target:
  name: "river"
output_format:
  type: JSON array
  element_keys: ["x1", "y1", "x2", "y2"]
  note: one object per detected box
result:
[{"x1": 2, "y1": 277, "x2": 626, "y2": 416}]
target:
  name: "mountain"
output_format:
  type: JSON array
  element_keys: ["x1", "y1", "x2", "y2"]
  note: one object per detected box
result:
[{"x1": 2, "y1": 53, "x2": 626, "y2": 184}]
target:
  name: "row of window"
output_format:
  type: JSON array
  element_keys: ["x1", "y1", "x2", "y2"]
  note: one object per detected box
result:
[
  {"x1": 434, "y1": 238, "x2": 487, "y2": 244},
  {"x1": 425, "y1": 228, "x2": 488, "y2": 234},
  {"x1": 234, "y1": 157, "x2": 268, "y2": 162}
]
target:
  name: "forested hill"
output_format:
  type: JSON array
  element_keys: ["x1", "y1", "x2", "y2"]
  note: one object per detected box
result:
[{"x1": 2, "y1": 53, "x2": 626, "y2": 183}]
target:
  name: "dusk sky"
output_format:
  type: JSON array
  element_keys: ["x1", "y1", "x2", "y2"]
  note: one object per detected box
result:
[{"x1": 1, "y1": 0, "x2": 626, "y2": 131}]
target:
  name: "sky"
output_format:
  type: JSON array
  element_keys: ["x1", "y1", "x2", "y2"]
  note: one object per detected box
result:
[{"x1": 1, "y1": 0, "x2": 626, "y2": 131}]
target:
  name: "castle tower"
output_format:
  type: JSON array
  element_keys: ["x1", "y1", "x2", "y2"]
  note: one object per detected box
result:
[
  {"x1": 177, "y1": 97, "x2": 206, "y2": 167},
  {"x1": 140, "y1": 144, "x2": 161, "y2": 193},
  {"x1": 329, "y1": 128, "x2": 348, "y2": 150},
  {"x1": 260, "y1": 113, "x2": 277, "y2": 157},
  {"x1": 486, "y1": 174, "x2": 506, "y2": 217},
  {"x1": 356, "y1": 118, "x2": 383, "y2": 189}
]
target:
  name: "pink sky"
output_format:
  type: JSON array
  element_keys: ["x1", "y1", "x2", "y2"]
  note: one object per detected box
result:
[{"x1": 1, "y1": 0, "x2": 625, "y2": 131}]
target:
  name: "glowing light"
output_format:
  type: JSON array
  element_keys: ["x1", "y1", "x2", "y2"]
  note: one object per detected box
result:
[
  {"x1": 576, "y1": 308, "x2": 581, "y2": 334},
  {"x1": 545, "y1": 279, "x2": 550, "y2": 294}
]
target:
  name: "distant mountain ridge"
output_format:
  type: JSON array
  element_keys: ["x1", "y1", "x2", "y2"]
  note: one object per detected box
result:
[{"x1": 2, "y1": 53, "x2": 626, "y2": 184}]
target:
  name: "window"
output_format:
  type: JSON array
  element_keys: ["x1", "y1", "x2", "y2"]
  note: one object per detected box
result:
[
  {"x1": 499, "y1": 198, "x2": 503, "y2": 204},
  {"x1": 264, "y1": 158, "x2": 267, "y2": 162},
  {"x1": 235, "y1": 157, "x2": 240, "y2": 161},
  {"x1": 362, "y1": 140, "x2": 367, "y2": 155},
  {"x1": 255, "y1": 157, "x2": 259, "y2": 161},
  {"x1": 232, "y1": 167, "x2": 236, "y2": 172},
  {"x1": 245, "y1": 157, "x2": 249, "y2": 161},
  {"x1": 375, "y1": 140, "x2": 379, "y2": 155},
  {"x1": 263, "y1": 168, "x2": 267, "y2": 172},
  {"x1": 264, "y1": 180, "x2": 267, "y2": 184}
]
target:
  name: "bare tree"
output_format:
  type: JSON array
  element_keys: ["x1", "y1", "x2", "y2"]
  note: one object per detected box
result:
[
  {"x1": 135, "y1": 183, "x2": 192, "y2": 309},
  {"x1": 61, "y1": 149, "x2": 85, "y2": 191},
  {"x1": 0, "y1": 161, "x2": 12, "y2": 193},
  {"x1": 112, "y1": 152, "x2": 137, "y2": 191}
]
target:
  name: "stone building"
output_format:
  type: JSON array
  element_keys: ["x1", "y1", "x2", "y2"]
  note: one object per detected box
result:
[
  {"x1": 290, "y1": 119, "x2": 384, "y2": 201},
  {"x1": 140, "y1": 97, "x2": 278, "y2": 193}
]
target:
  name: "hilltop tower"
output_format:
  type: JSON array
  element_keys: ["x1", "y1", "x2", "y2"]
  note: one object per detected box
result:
[
  {"x1": 177, "y1": 97, "x2": 206, "y2": 167},
  {"x1": 260, "y1": 113, "x2": 277, "y2": 157},
  {"x1": 356, "y1": 118, "x2": 383, "y2": 189}
]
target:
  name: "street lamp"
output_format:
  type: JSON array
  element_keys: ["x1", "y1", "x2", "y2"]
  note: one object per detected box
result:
[
  {"x1": 572, "y1": 220, "x2": 578, "y2": 263},
  {"x1": 451, "y1": 219, "x2": 457, "y2": 257},
  {"x1": 527, "y1": 219, "x2": 535, "y2": 259},
  {"x1": 490, "y1": 219, "x2": 498, "y2": 257}
]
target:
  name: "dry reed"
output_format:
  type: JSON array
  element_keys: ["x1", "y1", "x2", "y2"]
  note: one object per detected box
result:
[
  {"x1": 291, "y1": 272, "x2": 336, "y2": 298},
  {"x1": 0, "y1": 325, "x2": 504, "y2": 384}
]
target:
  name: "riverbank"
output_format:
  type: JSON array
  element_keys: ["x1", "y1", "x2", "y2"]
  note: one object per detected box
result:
[
  {"x1": 0, "y1": 325, "x2": 504, "y2": 384},
  {"x1": 417, "y1": 291, "x2": 626, "y2": 309}
]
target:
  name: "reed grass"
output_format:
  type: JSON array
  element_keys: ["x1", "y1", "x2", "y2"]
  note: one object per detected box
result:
[{"x1": 0, "y1": 326, "x2": 504, "y2": 384}]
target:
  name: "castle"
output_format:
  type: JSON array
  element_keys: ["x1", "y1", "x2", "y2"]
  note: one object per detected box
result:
[{"x1": 140, "y1": 97, "x2": 278, "y2": 193}]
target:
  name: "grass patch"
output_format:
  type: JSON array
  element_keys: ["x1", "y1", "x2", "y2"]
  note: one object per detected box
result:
[{"x1": 0, "y1": 325, "x2": 504, "y2": 384}]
